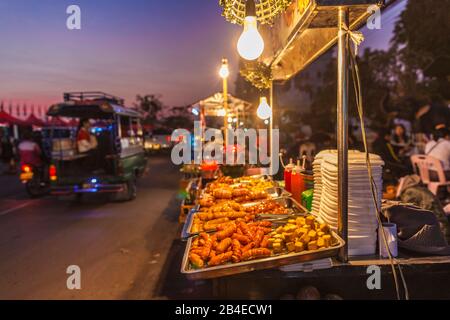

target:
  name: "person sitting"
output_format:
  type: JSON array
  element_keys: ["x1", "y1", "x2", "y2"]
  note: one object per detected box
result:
[
  {"x1": 77, "y1": 118, "x2": 99, "y2": 170},
  {"x1": 390, "y1": 124, "x2": 412, "y2": 160},
  {"x1": 425, "y1": 125, "x2": 450, "y2": 179},
  {"x1": 77, "y1": 118, "x2": 97, "y2": 153}
]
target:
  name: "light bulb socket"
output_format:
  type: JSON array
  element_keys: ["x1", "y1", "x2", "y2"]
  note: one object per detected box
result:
[{"x1": 245, "y1": 0, "x2": 257, "y2": 17}]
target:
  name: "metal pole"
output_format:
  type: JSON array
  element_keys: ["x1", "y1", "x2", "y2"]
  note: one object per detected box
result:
[
  {"x1": 337, "y1": 7, "x2": 349, "y2": 262},
  {"x1": 223, "y1": 76, "x2": 228, "y2": 148},
  {"x1": 269, "y1": 81, "x2": 274, "y2": 175}
]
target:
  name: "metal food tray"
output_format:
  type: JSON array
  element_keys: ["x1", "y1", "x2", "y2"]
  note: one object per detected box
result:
[
  {"x1": 251, "y1": 197, "x2": 307, "y2": 220},
  {"x1": 182, "y1": 195, "x2": 301, "y2": 239},
  {"x1": 180, "y1": 229, "x2": 345, "y2": 280},
  {"x1": 181, "y1": 206, "x2": 202, "y2": 240},
  {"x1": 236, "y1": 174, "x2": 273, "y2": 183},
  {"x1": 196, "y1": 185, "x2": 285, "y2": 207}
]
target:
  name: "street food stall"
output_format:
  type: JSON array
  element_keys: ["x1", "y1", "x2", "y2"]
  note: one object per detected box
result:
[
  {"x1": 188, "y1": 92, "x2": 254, "y2": 179},
  {"x1": 192, "y1": 92, "x2": 253, "y2": 124},
  {"x1": 176, "y1": 0, "x2": 450, "y2": 299}
]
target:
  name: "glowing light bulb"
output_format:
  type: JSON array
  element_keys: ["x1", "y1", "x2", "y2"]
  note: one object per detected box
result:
[
  {"x1": 219, "y1": 59, "x2": 229, "y2": 78},
  {"x1": 237, "y1": 16, "x2": 264, "y2": 61},
  {"x1": 257, "y1": 97, "x2": 272, "y2": 120}
]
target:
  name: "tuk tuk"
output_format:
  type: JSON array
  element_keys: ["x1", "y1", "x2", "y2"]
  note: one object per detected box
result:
[{"x1": 46, "y1": 92, "x2": 147, "y2": 201}]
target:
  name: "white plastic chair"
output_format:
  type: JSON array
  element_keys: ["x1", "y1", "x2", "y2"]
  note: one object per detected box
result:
[
  {"x1": 410, "y1": 155, "x2": 430, "y2": 184},
  {"x1": 410, "y1": 154, "x2": 450, "y2": 195}
]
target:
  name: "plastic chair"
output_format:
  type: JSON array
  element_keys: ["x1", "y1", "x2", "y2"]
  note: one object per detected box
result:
[
  {"x1": 410, "y1": 155, "x2": 430, "y2": 184},
  {"x1": 410, "y1": 154, "x2": 450, "y2": 195}
]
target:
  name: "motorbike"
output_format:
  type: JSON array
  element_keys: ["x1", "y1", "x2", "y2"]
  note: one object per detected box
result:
[{"x1": 20, "y1": 164, "x2": 50, "y2": 198}]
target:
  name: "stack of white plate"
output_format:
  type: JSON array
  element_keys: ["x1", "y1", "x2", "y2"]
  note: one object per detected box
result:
[
  {"x1": 311, "y1": 150, "x2": 335, "y2": 215},
  {"x1": 311, "y1": 150, "x2": 359, "y2": 215},
  {"x1": 313, "y1": 150, "x2": 384, "y2": 256}
]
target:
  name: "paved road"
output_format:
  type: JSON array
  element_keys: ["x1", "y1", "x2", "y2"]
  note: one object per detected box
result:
[{"x1": 0, "y1": 155, "x2": 187, "y2": 299}]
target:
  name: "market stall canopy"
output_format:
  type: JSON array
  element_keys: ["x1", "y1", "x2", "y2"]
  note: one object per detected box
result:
[
  {"x1": 259, "y1": 0, "x2": 386, "y2": 81},
  {"x1": 0, "y1": 111, "x2": 27, "y2": 126},
  {"x1": 192, "y1": 92, "x2": 253, "y2": 117},
  {"x1": 24, "y1": 114, "x2": 47, "y2": 127}
]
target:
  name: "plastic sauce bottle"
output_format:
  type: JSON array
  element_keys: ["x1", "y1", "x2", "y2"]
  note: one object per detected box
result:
[
  {"x1": 284, "y1": 158, "x2": 294, "y2": 192},
  {"x1": 291, "y1": 160, "x2": 304, "y2": 203}
]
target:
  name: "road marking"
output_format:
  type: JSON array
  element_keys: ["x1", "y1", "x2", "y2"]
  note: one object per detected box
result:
[{"x1": 0, "y1": 201, "x2": 34, "y2": 216}]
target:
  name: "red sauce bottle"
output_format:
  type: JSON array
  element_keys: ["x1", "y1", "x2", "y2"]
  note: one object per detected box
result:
[
  {"x1": 284, "y1": 158, "x2": 294, "y2": 192},
  {"x1": 291, "y1": 160, "x2": 304, "y2": 203}
]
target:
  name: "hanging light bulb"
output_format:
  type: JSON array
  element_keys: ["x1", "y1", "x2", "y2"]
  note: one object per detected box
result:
[
  {"x1": 219, "y1": 58, "x2": 229, "y2": 78},
  {"x1": 237, "y1": 0, "x2": 264, "y2": 61},
  {"x1": 257, "y1": 97, "x2": 272, "y2": 120}
]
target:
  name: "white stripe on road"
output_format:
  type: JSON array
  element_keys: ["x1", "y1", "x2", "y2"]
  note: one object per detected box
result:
[{"x1": 0, "y1": 201, "x2": 34, "y2": 216}]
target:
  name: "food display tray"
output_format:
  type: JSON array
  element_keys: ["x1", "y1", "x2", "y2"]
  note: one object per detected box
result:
[
  {"x1": 181, "y1": 206, "x2": 202, "y2": 240},
  {"x1": 251, "y1": 197, "x2": 307, "y2": 220},
  {"x1": 181, "y1": 196, "x2": 304, "y2": 240},
  {"x1": 237, "y1": 174, "x2": 273, "y2": 182},
  {"x1": 180, "y1": 229, "x2": 344, "y2": 280}
]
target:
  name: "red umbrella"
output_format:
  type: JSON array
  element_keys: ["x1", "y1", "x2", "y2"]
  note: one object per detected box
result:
[
  {"x1": 0, "y1": 110, "x2": 27, "y2": 126},
  {"x1": 24, "y1": 114, "x2": 46, "y2": 127}
]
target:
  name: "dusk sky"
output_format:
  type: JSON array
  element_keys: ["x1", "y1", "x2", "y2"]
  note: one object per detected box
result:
[{"x1": 0, "y1": 0, "x2": 405, "y2": 112}]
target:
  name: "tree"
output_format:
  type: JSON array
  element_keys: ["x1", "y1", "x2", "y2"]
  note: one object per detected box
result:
[
  {"x1": 134, "y1": 94, "x2": 163, "y2": 125},
  {"x1": 391, "y1": 0, "x2": 450, "y2": 99},
  {"x1": 162, "y1": 106, "x2": 193, "y2": 130}
]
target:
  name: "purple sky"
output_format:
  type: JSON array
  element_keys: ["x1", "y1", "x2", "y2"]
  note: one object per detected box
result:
[{"x1": 0, "y1": 0, "x2": 405, "y2": 113}]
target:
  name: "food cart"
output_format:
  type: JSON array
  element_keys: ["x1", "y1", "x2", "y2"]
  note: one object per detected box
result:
[{"x1": 176, "y1": 0, "x2": 450, "y2": 299}]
